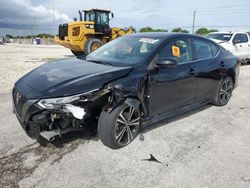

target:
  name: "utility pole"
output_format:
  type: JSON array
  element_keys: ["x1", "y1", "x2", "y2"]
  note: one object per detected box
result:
[
  {"x1": 53, "y1": 0, "x2": 56, "y2": 36},
  {"x1": 192, "y1": 9, "x2": 196, "y2": 34},
  {"x1": 33, "y1": 17, "x2": 36, "y2": 36}
]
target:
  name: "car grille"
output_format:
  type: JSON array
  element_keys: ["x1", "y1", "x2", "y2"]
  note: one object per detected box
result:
[
  {"x1": 13, "y1": 89, "x2": 27, "y2": 118},
  {"x1": 59, "y1": 24, "x2": 68, "y2": 40}
]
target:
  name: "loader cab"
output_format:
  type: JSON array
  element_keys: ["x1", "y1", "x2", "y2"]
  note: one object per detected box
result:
[{"x1": 84, "y1": 9, "x2": 112, "y2": 36}]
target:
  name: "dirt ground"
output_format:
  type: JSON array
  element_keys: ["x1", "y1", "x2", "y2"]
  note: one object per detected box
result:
[
  {"x1": 0, "y1": 43, "x2": 72, "y2": 93},
  {"x1": 0, "y1": 44, "x2": 250, "y2": 188}
]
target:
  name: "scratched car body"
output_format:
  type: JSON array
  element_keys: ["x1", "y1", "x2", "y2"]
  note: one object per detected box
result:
[{"x1": 13, "y1": 33, "x2": 239, "y2": 149}]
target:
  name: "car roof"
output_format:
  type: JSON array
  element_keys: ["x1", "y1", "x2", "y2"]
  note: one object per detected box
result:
[
  {"x1": 208, "y1": 31, "x2": 247, "y2": 34},
  {"x1": 128, "y1": 32, "x2": 193, "y2": 39},
  {"x1": 128, "y1": 32, "x2": 213, "y2": 42}
]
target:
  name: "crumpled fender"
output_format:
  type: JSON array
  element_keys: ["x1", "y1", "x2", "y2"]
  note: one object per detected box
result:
[{"x1": 104, "y1": 71, "x2": 149, "y2": 116}]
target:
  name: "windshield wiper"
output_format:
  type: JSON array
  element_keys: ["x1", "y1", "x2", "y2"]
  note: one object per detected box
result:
[{"x1": 86, "y1": 59, "x2": 112, "y2": 66}]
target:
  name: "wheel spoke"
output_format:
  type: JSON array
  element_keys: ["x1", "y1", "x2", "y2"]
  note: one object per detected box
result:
[
  {"x1": 220, "y1": 93, "x2": 225, "y2": 103},
  {"x1": 225, "y1": 91, "x2": 231, "y2": 99},
  {"x1": 129, "y1": 117, "x2": 140, "y2": 124},
  {"x1": 226, "y1": 84, "x2": 233, "y2": 91},
  {"x1": 117, "y1": 117, "x2": 126, "y2": 125},
  {"x1": 128, "y1": 106, "x2": 135, "y2": 121},
  {"x1": 128, "y1": 122, "x2": 140, "y2": 126},
  {"x1": 222, "y1": 83, "x2": 226, "y2": 90},
  {"x1": 127, "y1": 127, "x2": 133, "y2": 143},
  {"x1": 220, "y1": 90, "x2": 225, "y2": 95},
  {"x1": 119, "y1": 113, "x2": 127, "y2": 124},
  {"x1": 116, "y1": 127, "x2": 126, "y2": 143}
]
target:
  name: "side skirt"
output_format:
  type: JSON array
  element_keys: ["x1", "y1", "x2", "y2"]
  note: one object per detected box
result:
[{"x1": 141, "y1": 100, "x2": 213, "y2": 128}]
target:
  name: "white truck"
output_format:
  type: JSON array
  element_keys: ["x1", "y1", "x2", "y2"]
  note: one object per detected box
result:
[
  {"x1": 206, "y1": 32, "x2": 250, "y2": 64},
  {"x1": 0, "y1": 36, "x2": 4, "y2": 44}
]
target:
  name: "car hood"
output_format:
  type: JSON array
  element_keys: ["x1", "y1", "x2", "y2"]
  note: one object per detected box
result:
[{"x1": 16, "y1": 58, "x2": 131, "y2": 98}]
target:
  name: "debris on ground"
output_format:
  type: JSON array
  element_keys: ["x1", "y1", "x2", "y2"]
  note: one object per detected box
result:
[{"x1": 141, "y1": 153, "x2": 162, "y2": 164}]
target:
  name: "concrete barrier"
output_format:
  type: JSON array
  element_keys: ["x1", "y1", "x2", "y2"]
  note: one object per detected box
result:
[{"x1": 13, "y1": 38, "x2": 56, "y2": 45}]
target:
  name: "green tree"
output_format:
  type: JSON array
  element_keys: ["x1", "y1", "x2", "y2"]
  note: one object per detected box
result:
[
  {"x1": 5, "y1": 34, "x2": 13, "y2": 38},
  {"x1": 139, "y1": 27, "x2": 167, "y2": 32},
  {"x1": 37, "y1": 33, "x2": 54, "y2": 38},
  {"x1": 139, "y1": 27, "x2": 154, "y2": 32},
  {"x1": 129, "y1": 26, "x2": 137, "y2": 33},
  {"x1": 209, "y1": 29, "x2": 218, "y2": 33},
  {"x1": 195, "y1": 28, "x2": 218, "y2": 35},
  {"x1": 171, "y1": 28, "x2": 189, "y2": 33}
]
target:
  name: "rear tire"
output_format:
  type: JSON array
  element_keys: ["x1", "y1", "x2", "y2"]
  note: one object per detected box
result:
[
  {"x1": 213, "y1": 76, "x2": 234, "y2": 106},
  {"x1": 84, "y1": 38, "x2": 103, "y2": 55},
  {"x1": 98, "y1": 102, "x2": 141, "y2": 149}
]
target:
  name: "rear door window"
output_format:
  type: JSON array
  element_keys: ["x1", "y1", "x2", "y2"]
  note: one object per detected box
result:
[{"x1": 193, "y1": 39, "x2": 214, "y2": 60}]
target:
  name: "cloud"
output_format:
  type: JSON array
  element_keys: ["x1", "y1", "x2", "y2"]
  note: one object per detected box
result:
[
  {"x1": 0, "y1": 0, "x2": 70, "y2": 30},
  {"x1": 0, "y1": 0, "x2": 249, "y2": 35}
]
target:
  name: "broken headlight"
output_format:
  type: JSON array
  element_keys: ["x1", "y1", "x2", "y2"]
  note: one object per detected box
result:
[
  {"x1": 37, "y1": 95, "x2": 81, "y2": 109},
  {"x1": 37, "y1": 89, "x2": 99, "y2": 109}
]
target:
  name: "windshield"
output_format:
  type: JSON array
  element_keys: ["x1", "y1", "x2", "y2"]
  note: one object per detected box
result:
[
  {"x1": 206, "y1": 33, "x2": 233, "y2": 42},
  {"x1": 86, "y1": 36, "x2": 163, "y2": 67},
  {"x1": 85, "y1": 12, "x2": 95, "y2": 22},
  {"x1": 96, "y1": 12, "x2": 109, "y2": 25}
]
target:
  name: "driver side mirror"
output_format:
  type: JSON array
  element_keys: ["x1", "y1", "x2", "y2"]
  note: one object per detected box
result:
[
  {"x1": 233, "y1": 39, "x2": 241, "y2": 45},
  {"x1": 156, "y1": 58, "x2": 177, "y2": 68}
]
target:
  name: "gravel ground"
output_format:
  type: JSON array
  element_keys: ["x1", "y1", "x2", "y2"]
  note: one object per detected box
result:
[
  {"x1": 0, "y1": 44, "x2": 250, "y2": 187},
  {"x1": 0, "y1": 43, "x2": 72, "y2": 93}
]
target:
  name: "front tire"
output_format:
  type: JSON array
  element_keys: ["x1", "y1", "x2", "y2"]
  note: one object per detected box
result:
[
  {"x1": 213, "y1": 76, "x2": 234, "y2": 106},
  {"x1": 84, "y1": 38, "x2": 103, "y2": 55},
  {"x1": 98, "y1": 103, "x2": 141, "y2": 149}
]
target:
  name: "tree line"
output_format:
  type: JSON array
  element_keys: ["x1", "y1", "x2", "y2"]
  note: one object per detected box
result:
[
  {"x1": 5, "y1": 28, "x2": 249, "y2": 39},
  {"x1": 137, "y1": 27, "x2": 219, "y2": 35},
  {"x1": 5, "y1": 33, "x2": 54, "y2": 39}
]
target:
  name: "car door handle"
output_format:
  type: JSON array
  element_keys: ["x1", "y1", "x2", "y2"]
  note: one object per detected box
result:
[
  {"x1": 248, "y1": 44, "x2": 250, "y2": 47},
  {"x1": 220, "y1": 61, "x2": 225, "y2": 67},
  {"x1": 188, "y1": 68, "x2": 196, "y2": 75}
]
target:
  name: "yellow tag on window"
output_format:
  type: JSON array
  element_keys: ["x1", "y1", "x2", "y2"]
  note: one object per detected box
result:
[{"x1": 172, "y1": 45, "x2": 180, "y2": 57}]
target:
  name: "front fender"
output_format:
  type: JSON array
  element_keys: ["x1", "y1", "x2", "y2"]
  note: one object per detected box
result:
[{"x1": 105, "y1": 71, "x2": 149, "y2": 116}]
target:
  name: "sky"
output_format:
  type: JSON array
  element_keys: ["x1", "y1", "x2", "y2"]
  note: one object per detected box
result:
[{"x1": 0, "y1": 0, "x2": 249, "y2": 36}]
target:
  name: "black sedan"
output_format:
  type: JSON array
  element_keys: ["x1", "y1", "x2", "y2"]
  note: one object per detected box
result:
[{"x1": 13, "y1": 33, "x2": 240, "y2": 149}]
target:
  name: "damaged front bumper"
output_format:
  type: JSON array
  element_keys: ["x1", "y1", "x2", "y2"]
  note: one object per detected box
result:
[{"x1": 12, "y1": 88, "x2": 110, "y2": 141}]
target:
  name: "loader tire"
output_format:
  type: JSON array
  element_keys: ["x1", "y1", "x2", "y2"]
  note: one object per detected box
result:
[
  {"x1": 84, "y1": 38, "x2": 103, "y2": 55},
  {"x1": 71, "y1": 50, "x2": 85, "y2": 57}
]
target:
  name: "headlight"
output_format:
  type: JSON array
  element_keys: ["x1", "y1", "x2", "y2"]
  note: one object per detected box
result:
[
  {"x1": 37, "y1": 95, "x2": 80, "y2": 109},
  {"x1": 37, "y1": 89, "x2": 99, "y2": 109},
  {"x1": 85, "y1": 24, "x2": 94, "y2": 29}
]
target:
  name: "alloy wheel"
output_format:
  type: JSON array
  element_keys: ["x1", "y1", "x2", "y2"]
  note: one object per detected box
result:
[
  {"x1": 115, "y1": 105, "x2": 140, "y2": 146},
  {"x1": 91, "y1": 43, "x2": 101, "y2": 51},
  {"x1": 219, "y1": 77, "x2": 233, "y2": 105}
]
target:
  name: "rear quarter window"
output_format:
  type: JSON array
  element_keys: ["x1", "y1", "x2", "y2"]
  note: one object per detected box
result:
[{"x1": 211, "y1": 43, "x2": 220, "y2": 56}]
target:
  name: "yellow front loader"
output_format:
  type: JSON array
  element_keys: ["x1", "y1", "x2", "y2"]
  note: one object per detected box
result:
[{"x1": 55, "y1": 9, "x2": 134, "y2": 56}]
